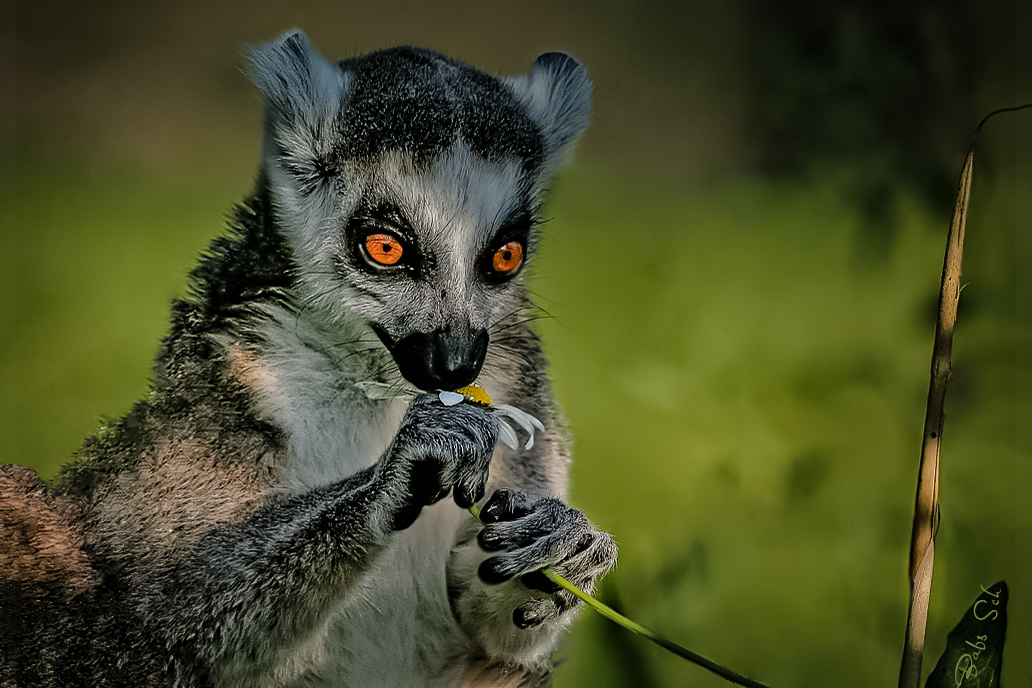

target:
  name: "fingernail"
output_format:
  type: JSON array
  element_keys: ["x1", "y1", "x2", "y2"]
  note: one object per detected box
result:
[
  {"x1": 479, "y1": 505, "x2": 500, "y2": 524},
  {"x1": 478, "y1": 557, "x2": 512, "y2": 584},
  {"x1": 520, "y1": 570, "x2": 560, "y2": 594},
  {"x1": 390, "y1": 503, "x2": 422, "y2": 531},
  {"x1": 513, "y1": 606, "x2": 544, "y2": 629},
  {"x1": 480, "y1": 493, "x2": 506, "y2": 523},
  {"x1": 454, "y1": 487, "x2": 475, "y2": 509},
  {"x1": 574, "y1": 532, "x2": 595, "y2": 554},
  {"x1": 477, "y1": 529, "x2": 505, "y2": 552},
  {"x1": 428, "y1": 486, "x2": 451, "y2": 505}
]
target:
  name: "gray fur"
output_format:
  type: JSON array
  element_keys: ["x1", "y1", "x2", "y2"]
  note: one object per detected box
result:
[
  {"x1": 503, "y1": 52, "x2": 592, "y2": 168},
  {"x1": 1, "y1": 30, "x2": 615, "y2": 687},
  {"x1": 250, "y1": 30, "x2": 349, "y2": 199}
]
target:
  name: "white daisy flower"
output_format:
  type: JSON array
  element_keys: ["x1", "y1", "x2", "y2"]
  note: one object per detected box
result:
[{"x1": 439, "y1": 385, "x2": 545, "y2": 451}]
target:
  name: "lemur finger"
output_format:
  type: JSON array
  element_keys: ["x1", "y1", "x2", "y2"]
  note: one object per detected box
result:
[
  {"x1": 408, "y1": 456, "x2": 451, "y2": 506},
  {"x1": 478, "y1": 556, "x2": 516, "y2": 584},
  {"x1": 476, "y1": 512, "x2": 555, "y2": 551},
  {"x1": 512, "y1": 591, "x2": 577, "y2": 629},
  {"x1": 455, "y1": 477, "x2": 486, "y2": 509},
  {"x1": 519, "y1": 534, "x2": 614, "y2": 595},
  {"x1": 484, "y1": 497, "x2": 574, "y2": 535},
  {"x1": 450, "y1": 407, "x2": 500, "y2": 508},
  {"x1": 378, "y1": 456, "x2": 434, "y2": 531},
  {"x1": 477, "y1": 534, "x2": 557, "y2": 583},
  {"x1": 453, "y1": 442, "x2": 494, "y2": 508},
  {"x1": 454, "y1": 443, "x2": 489, "y2": 509},
  {"x1": 454, "y1": 442, "x2": 491, "y2": 508},
  {"x1": 390, "y1": 500, "x2": 423, "y2": 531},
  {"x1": 478, "y1": 498, "x2": 589, "y2": 554},
  {"x1": 512, "y1": 598, "x2": 554, "y2": 629},
  {"x1": 551, "y1": 531, "x2": 618, "y2": 589},
  {"x1": 397, "y1": 393, "x2": 496, "y2": 451},
  {"x1": 519, "y1": 570, "x2": 561, "y2": 594},
  {"x1": 479, "y1": 489, "x2": 535, "y2": 524}
]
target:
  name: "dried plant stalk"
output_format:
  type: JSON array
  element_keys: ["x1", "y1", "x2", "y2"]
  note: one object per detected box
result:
[
  {"x1": 897, "y1": 103, "x2": 1031, "y2": 688},
  {"x1": 897, "y1": 143, "x2": 973, "y2": 688}
]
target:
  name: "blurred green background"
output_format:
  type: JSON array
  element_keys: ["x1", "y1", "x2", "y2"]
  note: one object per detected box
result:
[{"x1": 3, "y1": 1, "x2": 1030, "y2": 686}]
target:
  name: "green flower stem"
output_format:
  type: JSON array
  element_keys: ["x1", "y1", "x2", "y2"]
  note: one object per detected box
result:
[{"x1": 468, "y1": 505, "x2": 772, "y2": 688}]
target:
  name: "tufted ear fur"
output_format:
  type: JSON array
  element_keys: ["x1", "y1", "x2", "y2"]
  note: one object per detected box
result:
[
  {"x1": 249, "y1": 30, "x2": 348, "y2": 182},
  {"x1": 504, "y1": 52, "x2": 592, "y2": 165}
]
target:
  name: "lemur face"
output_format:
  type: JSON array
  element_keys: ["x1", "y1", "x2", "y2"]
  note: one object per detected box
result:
[
  {"x1": 336, "y1": 149, "x2": 534, "y2": 391},
  {"x1": 250, "y1": 34, "x2": 590, "y2": 391}
]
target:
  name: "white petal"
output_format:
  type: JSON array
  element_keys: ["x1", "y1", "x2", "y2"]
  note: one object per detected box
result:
[
  {"x1": 494, "y1": 404, "x2": 533, "y2": 434},
  {"x1": 493, "y1": 404, "x2": 545, "y2": 450},
  {"x1": 439, "y1": 391, "x2": 464, "y2": 406},
  {"x1": 498, "y1": 420, "x2": 520, "y2": 451}
]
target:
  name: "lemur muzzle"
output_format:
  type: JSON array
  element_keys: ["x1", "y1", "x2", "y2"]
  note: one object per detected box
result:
[{"x1": 376, "y1": 326, "x2": 489, "y2": 391}]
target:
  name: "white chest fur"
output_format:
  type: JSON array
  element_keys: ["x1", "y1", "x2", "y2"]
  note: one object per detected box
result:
[
  {"x1": 235, "y1": 308, "x2": 490, "y2": 685},
  {"x1": 258, "y1": 501, "x2": 480, "y2": 687},
  {"x1": 241, "y1": 306, "x2": 409, "y2": 492}
]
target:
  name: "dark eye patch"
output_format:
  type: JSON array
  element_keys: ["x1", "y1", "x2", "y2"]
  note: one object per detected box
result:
[
  {"x1": 480, "y1": 209, "x2": 535, "y2": 283},
  {"x1": 345, "y1": 200, "x2": 430, "y2": 277}
]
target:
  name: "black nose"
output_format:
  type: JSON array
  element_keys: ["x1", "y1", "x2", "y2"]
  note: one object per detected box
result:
[{"x1": 374, "y1": 327, "x2": 489, "y2": 391}]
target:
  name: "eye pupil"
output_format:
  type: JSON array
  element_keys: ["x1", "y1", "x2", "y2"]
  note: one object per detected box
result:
[{"x1": 502, "y1": 250, "x2": 512, "y2": 261}]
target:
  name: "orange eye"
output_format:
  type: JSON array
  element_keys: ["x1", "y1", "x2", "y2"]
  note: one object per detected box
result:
[
  {"x1": 364, "y1": 233, "x2": 404, "y2": 266},
  {"x1": 492, "y1": 241, "x2": 523, "y2": 274}
]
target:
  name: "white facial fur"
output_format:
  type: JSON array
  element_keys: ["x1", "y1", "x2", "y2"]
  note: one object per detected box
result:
[{"x1": 274, "y1": 147, "x2": 530, "y2": 337}]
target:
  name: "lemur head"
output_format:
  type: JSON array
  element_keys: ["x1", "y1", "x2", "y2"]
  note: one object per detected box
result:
[{"x1": 249, "y1": 30, "x2": 590, "y2": 391}]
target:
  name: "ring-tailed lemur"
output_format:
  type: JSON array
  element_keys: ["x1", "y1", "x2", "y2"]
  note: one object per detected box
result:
[{"x1": 0, "y1": 30, "x2": 617, "y2": 687}]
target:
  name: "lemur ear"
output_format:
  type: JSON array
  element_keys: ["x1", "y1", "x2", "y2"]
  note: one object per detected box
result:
[
  {"x1": 504, "y1": 52, "x2": 592, "y2": 162},
  {"x1": 249, "y1": 30, "x2": 347, "y2": 148}
]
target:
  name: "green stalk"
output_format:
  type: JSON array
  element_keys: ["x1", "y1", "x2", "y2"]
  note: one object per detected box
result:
[{"x1": 468, "y1": 504, "x2": 772, "y2": 688}]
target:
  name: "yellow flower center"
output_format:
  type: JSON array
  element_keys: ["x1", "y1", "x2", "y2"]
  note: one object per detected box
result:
[{"x1": 453, "y1": 384, "x2": 492, "y2": 407}]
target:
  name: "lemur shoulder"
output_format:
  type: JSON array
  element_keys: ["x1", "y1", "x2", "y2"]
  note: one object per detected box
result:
[{"x1": 0, "y1": 30, "x2": 617, "y2": 687}]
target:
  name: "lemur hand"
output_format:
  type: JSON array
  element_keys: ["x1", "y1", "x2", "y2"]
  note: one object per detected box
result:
[
  {"x1": 475, "y1": 489, "x2": 618, "y2": 628},
  {"x1": 376, "y1": 393, "x2": 500, "y2": 531}
]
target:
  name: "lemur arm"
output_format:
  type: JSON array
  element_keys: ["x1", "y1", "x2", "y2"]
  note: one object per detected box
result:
[
  {"x1": 148, "y1": 394, "x2": 499, "y2": 683},
  {"x1": 151, "y1": 465, "x2": 382, "y2": 681}
]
